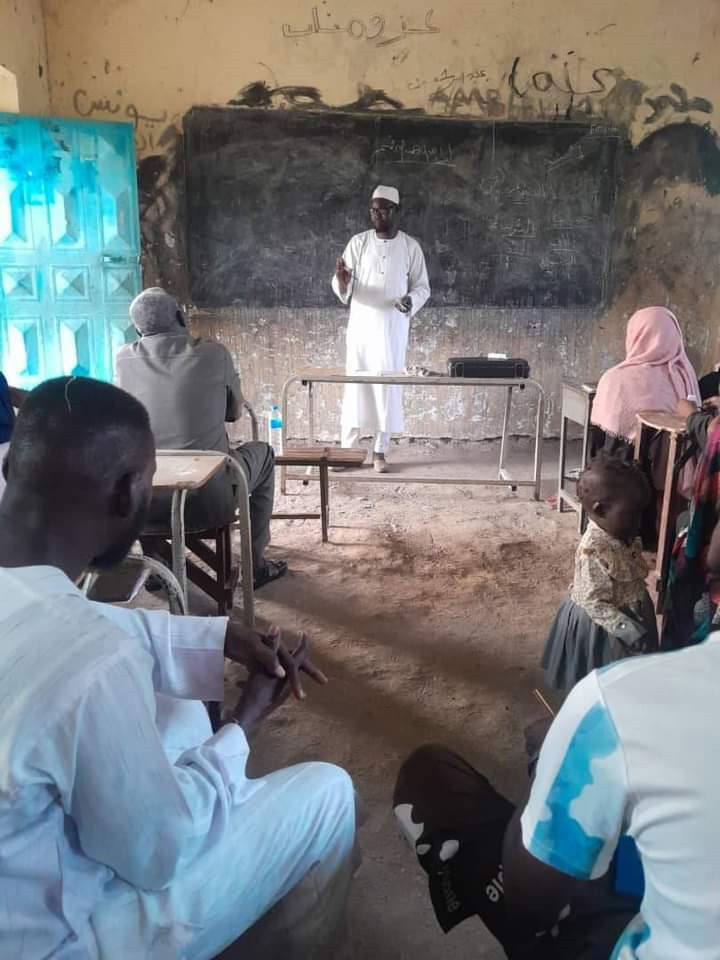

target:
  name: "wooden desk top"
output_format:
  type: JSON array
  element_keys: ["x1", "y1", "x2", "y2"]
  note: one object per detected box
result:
[
  {"x1": 276, "y1": 446, "x2": 367, "y2": 467},
  {"x1": 636, "y1": 410, "x2": 687, "y2": 434},
  {"x1": 153, "y1": 451, "x2": 227, "y2": 490},
  {"x1": 562, "y1": 379, "x2": 598, "y2": 395}
]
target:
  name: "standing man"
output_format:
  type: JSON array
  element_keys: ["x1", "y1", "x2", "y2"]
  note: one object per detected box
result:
[{"x1": 332, "y1": 185, "x2": 430, "y2": 473}]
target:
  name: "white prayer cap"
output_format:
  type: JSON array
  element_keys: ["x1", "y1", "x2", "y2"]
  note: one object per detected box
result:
[{"x1": 372, "y1": 185, "x2": 400, "y2": 206}]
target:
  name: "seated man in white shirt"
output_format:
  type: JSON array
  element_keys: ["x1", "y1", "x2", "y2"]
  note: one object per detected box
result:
[
  {"x1": 395, "y1": 642, "x2": 720, "y2": 958},
  {"x1": 0, "y1": 376, "x2": 356, "y2": 960}
]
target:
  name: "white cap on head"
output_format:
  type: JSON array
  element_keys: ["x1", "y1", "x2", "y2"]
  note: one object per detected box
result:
[{"x1": 372, "y1": 184, "x2": 400, "y2": 206}]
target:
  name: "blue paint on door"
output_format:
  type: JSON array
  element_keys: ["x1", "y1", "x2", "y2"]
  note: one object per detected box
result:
[{"x1": 0, "y1": 114, "x2": 141, "y2": 385}]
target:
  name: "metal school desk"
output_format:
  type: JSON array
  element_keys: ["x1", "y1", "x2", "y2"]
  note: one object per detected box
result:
[{"x1": 280, "y1": 369, "x2": 545, "y2": 499}]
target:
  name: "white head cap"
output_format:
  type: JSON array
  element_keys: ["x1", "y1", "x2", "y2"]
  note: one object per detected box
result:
[{"x1": 372, "y1": 184, "x2": 400, "y2": 206}]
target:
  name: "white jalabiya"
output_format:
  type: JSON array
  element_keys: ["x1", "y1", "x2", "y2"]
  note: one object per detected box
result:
[
  {"x1": 0, "y1": 565, "x2": 355, "y2": 959},
  {"x1": 332, "y1": 229, "x2": 430, "y2": 449}
]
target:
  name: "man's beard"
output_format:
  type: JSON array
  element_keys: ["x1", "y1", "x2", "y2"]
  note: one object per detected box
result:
[{"x1": 89, "y1": 496, "x2": 150, "y2": 571}]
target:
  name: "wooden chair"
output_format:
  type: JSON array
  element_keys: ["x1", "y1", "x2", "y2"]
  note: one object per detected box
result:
[
  {"x1": 143, "y1": 393, "x2": 260, "y2": 619},
  {"x1": 141, "y1": 525, "x2": 239, "y2": 615},
  {"x1": 273, "y1": 446, "x2": 367, "y2": 541}
]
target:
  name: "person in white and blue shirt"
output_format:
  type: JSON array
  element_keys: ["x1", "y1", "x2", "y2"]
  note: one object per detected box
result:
[{"x1": 396, "y1": 641, "x2": 720, "y2": 957}]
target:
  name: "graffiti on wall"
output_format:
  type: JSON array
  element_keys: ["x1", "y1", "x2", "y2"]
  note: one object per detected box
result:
[
  {"x1": 228, "y1": 81, "x2": 410, "y2": 112},
  {"x1": 73, "y1": 89, "x2": 167, "y2": 128},
  {"x1": 72, "y1": 88, "x2": 174, "y2": 153},
  {"x1": 229, "y1": 82, "x2": 326, "y2": 109},
  {"x1": 282, "y1": 5, "x2": 439, "y2": 47},
  {"x1": 406, "y1": 56, "x2": 638, "y2": 120},
  {"x1": 224, "y1": 62, "x2": 713, "y2": 136},
  {"x1": 408, "y1": 55, "x2": 712, "y2": 129},
  {"x1": 643, "y1": 83, "x2": 713, "y2": 124}
]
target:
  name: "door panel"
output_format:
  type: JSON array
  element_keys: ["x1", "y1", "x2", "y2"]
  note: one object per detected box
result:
[{"x1": 0, "y1": 113, "x2": 141, "y2": 386}]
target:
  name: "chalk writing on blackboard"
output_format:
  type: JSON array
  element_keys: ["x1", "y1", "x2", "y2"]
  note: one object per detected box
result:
[
  {"x1": 371, "y1": 137, "x2": 454, "y2": 166},
  {"x1": 282, "y1": 7, "x2": 439, "y2": 47},
  {"x1": 185, "y1": 108, "x2": 619, "y2": 310}
]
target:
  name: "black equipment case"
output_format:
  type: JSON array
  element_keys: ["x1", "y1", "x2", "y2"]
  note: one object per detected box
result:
[{"x1": 447, "y1": 356, "x2": 531, "y2": 379}]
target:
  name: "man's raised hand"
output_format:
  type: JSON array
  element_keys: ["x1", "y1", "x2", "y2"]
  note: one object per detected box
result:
[{"x1": 335, "y1": 257, "x2": 352, "y2": 292}]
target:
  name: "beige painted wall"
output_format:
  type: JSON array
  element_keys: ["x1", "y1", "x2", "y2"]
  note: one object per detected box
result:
[
  {"x1": 0, "y1": 0, "x2": 48, "y2": 114},
  {"x1": 43, "y1": 0, "x2": 718, "y2": 156}
]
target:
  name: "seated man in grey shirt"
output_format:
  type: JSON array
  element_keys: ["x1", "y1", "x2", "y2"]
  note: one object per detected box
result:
[{"x1": 116, "y1": 287, "x2": 286, "y2": 589}]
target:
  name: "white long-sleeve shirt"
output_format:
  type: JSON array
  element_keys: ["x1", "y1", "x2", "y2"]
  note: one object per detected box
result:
[{"x1": 0, "y1": 565, "x2": 258, "y2": 958}]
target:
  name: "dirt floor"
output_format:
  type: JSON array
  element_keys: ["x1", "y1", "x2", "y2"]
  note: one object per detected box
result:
[{"x1": 189, "y1": 438, "x2": 583, "y2": 958}]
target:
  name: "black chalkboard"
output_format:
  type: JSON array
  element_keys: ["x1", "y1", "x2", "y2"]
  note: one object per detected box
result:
[{"x1": 185, "y1": 107, "x2": 621, "y2": 309}]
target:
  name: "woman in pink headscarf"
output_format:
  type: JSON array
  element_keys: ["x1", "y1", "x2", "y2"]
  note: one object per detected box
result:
[{"x1": 591, "y1": 306, "x2": 700, "y2": 454}]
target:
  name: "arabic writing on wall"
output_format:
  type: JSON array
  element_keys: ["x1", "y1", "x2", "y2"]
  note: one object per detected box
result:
[
  {"x1": 72, "y1": 89, "x2": 170, "y2": 153},
  {"x1": 282, "y1": 5, "x2": 439, "y2": 47},
  {"x1": 416, "y1": 57, "x2": 618, "y2": 119},
  {"x1": 417, "y1": 57, "x2": 712, "y2": 126}
]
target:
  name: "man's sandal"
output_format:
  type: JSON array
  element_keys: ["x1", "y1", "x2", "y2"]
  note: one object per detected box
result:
[{"x1": 253, "y1": 558, "x2": 288, "y2": 590}]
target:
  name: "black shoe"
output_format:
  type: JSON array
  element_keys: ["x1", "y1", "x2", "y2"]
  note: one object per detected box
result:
[{"x1": 253, "y1": 559, "x2": 288, "y2": 590}]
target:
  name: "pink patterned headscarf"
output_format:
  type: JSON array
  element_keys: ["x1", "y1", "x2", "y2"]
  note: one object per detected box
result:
[{"x1": 591, "y1": 307, "x2": 700, "y2": 443}]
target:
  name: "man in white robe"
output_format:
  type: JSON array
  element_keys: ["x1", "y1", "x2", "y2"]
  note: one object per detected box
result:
[
  {"x1": 0, "y1": 376, "x2": 356, "y2": 959},
  {"x1": 332, "y1": 185, "x2": 430, "y2": 472}
]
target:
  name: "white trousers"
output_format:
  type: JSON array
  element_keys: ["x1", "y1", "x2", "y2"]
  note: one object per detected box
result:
[
  {"x1": 90, "y1": 698, "x2": 356, "y2": 960},
  {"x1": 342, "y1": 426, "x2": 391, "y2": 456}
]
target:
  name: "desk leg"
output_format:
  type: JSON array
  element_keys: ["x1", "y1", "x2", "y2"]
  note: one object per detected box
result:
[
  {"x1": 319, "y1": 460, "x2": 329, "y2": 543},
  {"x1": 304, "y1": 382, "x2": 315, "y2": 483},
  {"x1": 655, "y1": 431, "x2": 679, "y2": 615},
  {"x1": 633, "y1": 425, "x2": 643, "y2": 462},
  {"x1": 558, "y1": 414, "x2": 568, "y2": 513},
  {"x1": 308, "y1": 381, "x2": 315, "y2": 444},
  {"x1": 280, "y1": 380, "x2": 289, "y2": 495},
  {"x1": 498, "y1": 386, "x2": 513, "y2": 488},
  {"x1": 581, "y1": 402, "x2": 593, "y2": 469},
  {"x1": 170, "y1": 489, "x2": 188, "y2": 610},
  {"x1": 533, "y1": 387, "x2": 544, "y2": 502},
  {"x1": 579, "y1": 402, "x2": 593, "y2": 532},
  {"x1": 226, "y1": 459, "x2": 255, "y2": 627}
]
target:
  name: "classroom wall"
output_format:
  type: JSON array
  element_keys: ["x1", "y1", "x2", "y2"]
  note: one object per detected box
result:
[
  {"x1": 0, "y1": 0, "x2": 49, "y2": 114},
  {"x1": 40, "y1": 0, "x2": 720, "y2": 440}
]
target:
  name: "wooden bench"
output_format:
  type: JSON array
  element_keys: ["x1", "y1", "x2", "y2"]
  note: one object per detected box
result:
[{"x1": 273, "y1": 446, "x2": 367, "y2": 542}]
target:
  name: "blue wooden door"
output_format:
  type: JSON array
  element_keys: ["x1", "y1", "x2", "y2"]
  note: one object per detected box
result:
[{"x1": 0, "y1": 114, "x2": 140, "y2": 386}]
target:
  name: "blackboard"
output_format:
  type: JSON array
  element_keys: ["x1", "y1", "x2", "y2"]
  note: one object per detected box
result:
[{"x1": 185, "y1": 107, "x2": 622, "y2": 309}]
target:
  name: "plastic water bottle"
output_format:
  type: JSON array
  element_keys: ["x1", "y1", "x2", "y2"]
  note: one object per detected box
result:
[{"x1": 267, "y1": 404, "x2": 283, "y2": 452}]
